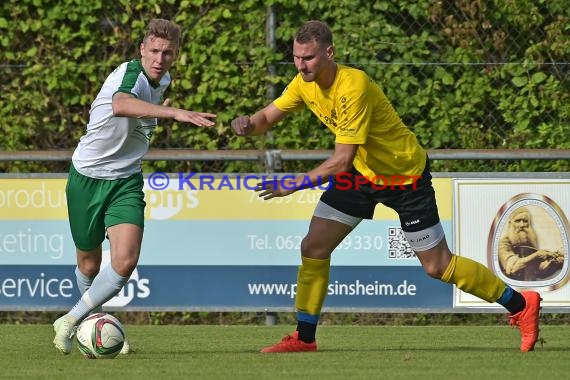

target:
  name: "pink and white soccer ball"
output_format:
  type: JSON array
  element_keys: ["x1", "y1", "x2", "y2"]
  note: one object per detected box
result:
[{"x1": 75, "y1": 313, "x2": 125, "y2": 359}]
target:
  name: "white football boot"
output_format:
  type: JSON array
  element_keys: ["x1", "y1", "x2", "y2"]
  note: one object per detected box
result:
[
  {"x1": 120, "y1": 338, "x2": 130, "y2": 354},
  {"x1": 52, "y1": 315, "x2": 77, "y2": 355}
]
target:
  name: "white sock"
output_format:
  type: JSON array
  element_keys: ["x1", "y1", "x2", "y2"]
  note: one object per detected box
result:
[
  {"x1": 75, "y1": 266, "x2": 93, "y2": 295},
  {"x1": 74, "y1": 266, "x2": 103, "y2": 314},
  {"x1": 69, "y1": 265, "x2": 129, "y2": 321}
]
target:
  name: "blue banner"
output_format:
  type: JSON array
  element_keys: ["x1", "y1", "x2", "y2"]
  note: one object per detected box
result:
[{"x1": 0, "y1": 265, "x2": 452, "y2": 310}]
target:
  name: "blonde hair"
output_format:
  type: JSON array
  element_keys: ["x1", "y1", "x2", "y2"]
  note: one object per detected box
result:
[{"x1": 143, "y1": 19, "x2": 181, "y2": 47}]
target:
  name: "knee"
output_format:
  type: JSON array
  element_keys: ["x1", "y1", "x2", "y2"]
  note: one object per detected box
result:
[
  {"x1": 300, "y1": 236, "x2": 315, "y2": 257},
  {"x1": 417, "y1": 248, "x2": 452, "y2": 280},
  {"x1": 300, "y1": 236, "x2": 330, "y2": 259},
  {"x1": 78, "y1": 261, "x2": 100, "y2": 278},
  {"x1": 76, "y1": 246, "x2": 102, "y2": 277},
  {"x1": 111, "y1": 258, "x2": 137, "y2": 277},
  {"x1": 422, "y1": 261, "x2": 446, "y2": 279}
]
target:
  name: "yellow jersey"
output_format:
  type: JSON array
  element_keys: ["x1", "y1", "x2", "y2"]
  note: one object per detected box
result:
[{"x1": 273, "y1": 64, "x2": 426, "y2": 184}]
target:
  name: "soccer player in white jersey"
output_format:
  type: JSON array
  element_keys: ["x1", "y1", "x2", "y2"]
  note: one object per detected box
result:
[{"x1": 53, "y1": 19, "x2": 216, "y2": 355}]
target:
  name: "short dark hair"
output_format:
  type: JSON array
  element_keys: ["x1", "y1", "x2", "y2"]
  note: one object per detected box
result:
[
  {"x1": 294, "y1": 20, "x2": 333, "y2": 46},
  {"x1": 144, "y1": 19, "x2": 181, "y2": 47}
]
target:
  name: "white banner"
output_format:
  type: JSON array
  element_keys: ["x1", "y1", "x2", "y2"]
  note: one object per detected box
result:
[{"x1": 454, "y1": 179, "x2": 570, "y2": 307}]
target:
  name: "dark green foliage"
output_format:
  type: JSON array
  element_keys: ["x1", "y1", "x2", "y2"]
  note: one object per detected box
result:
[{"x1": 1, "y1": 0, "x2": 568, "y2": 173}]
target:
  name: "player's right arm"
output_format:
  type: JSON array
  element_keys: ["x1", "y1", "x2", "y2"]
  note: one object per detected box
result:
[
  {"x1": 112, "y1": 92, "x2": 216, "y2": 127},
  {"x1": 231, "y1": 103, "x2": 287, "y2": 136}
]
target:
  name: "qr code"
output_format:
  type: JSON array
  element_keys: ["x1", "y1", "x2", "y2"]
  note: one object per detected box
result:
[{"x1": 388, "y1": 227, "x2": 416, "y2": 259}]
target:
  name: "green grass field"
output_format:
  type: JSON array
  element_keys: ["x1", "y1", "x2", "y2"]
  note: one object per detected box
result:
[{"x1": 3, "y1": 324, "x2": 569, "y2": 379}]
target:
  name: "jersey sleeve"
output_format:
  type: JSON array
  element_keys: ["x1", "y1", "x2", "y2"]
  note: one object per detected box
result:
[
  {"x1": 273, "y1": 75, "x2": 305, "y2": 112},
  {"x1": 116, "y1": 61, "x2": 145, "y2": 98}
]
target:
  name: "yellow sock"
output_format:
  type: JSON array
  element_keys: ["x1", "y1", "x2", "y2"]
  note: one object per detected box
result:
[
  {"x1": 441, "y1": 254, "x2": 505, "y2": 302},
  {"x1": 295, "y1": 256, "x2": 331, "y2": 316}
]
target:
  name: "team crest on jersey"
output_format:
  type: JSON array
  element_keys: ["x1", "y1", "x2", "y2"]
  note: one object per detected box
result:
[
  {"x1": 323, "y1": 109, "x2": 338, "y2": 128},
  {"x1": 135, "y1": 123, "x2": 156, "y2": 142}
]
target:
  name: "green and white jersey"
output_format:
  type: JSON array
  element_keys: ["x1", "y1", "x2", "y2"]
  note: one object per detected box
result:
[{"x1": 72, "y1": 59, "x2": 170, "y2": 179}]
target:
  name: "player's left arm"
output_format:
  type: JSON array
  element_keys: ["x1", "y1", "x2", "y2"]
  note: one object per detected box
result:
[{"x1": 257, "y1": 143, "x2": 358, "y2": 200}]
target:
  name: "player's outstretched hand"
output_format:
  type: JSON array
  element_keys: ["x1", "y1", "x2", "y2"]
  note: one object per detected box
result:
[
  {"x1": 255, "y1": 178, "x2": 296, "y2": 200},
  {"x1": 230, "y1": 116, "x2": 254, "y2": 136},
  {"x1": 173, "y1": 108, "x2": 217, "y2": 127}
]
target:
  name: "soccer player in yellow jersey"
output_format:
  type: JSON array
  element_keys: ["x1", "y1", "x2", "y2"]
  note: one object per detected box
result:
[{"x1": 231, "y1": 20, "x2": 540, "y2": 353}]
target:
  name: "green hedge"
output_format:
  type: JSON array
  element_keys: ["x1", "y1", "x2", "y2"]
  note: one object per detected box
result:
[{"x1": 1, "y1": 0, "x2": 568, "y2": 173}]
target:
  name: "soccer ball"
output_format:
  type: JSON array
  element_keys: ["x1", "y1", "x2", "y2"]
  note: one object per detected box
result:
[{"x1": 76, "y1": 313, "x2": 125, "y2": 359}]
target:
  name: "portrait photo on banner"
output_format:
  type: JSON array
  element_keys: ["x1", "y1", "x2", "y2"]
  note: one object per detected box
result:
[{"x1": 454, "y1": 179, "x2": 570, "y2": 308}]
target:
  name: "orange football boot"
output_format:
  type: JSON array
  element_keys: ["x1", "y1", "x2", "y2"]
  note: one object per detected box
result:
[
  {"x1": 508, "y1": 291, "x2": 542, "y2": 352},
  {"x1": 260, "y1": 331, "x2": 317, "y2": 353}
]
